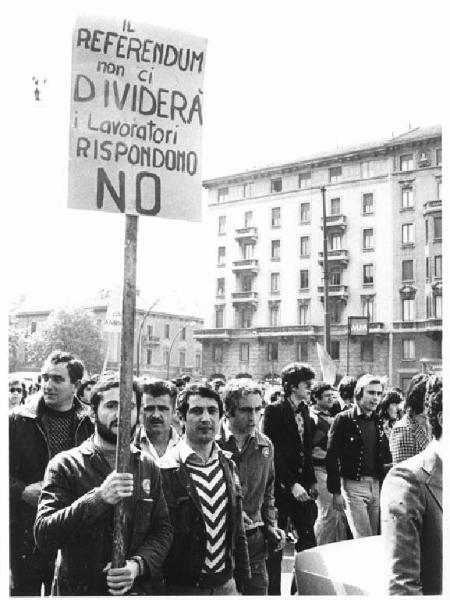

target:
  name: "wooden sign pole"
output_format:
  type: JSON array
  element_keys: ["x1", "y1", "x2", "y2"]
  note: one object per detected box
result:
[{"x1": 111, "y1": 214, "x2": 138, "y2": 568}]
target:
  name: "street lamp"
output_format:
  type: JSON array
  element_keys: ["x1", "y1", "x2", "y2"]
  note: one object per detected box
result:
[
  {"x1": 136, "y1": 298, "x2": 161, "y2": 377},
  {"x1": 166, "y1": 323, "x2": 190, "y2": 380}
]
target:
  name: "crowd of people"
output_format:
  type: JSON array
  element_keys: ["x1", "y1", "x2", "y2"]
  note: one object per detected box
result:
[{"x1": 9, "y1": 352, "x2": 442, "y2": 596}]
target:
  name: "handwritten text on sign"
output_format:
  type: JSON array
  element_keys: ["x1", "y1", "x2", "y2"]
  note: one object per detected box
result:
[{"x1": 68, "y1": 18, "x2": 207, "y2": 221}]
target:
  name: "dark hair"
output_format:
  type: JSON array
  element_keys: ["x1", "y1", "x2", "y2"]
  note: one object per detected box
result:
[
  {"x1": 378, "y1": 389, "x2": 403, "y2": 421},
  {"x1": 90, "y1": 374, "x2": 142, "y2": 414},
  {"x1": 425, "y1": 384, "x2": 442, "y2": 440},
  {"x1": 404, "y1": 373, "x2": 429, "y2": 416},
  {"x1": 77, "y1": 377, "x2": 98, "y2": 400},
  {"x1": 235, "y1": 372, "x2": 253, "y2": 379},
  {"x1": 338, "y1": 376, "x2": 357, "y2": 401},
  {"x1": 223, "y1": 379, "x2": 262, "y2": 416},
  {"x1": 270, "y1": 390, "x2": 282, "y2": 403},
  {"x1": 43, "y1": 350, "x2": 84, "y2": 384},
  {"x1": 177, "y1": 383, "x2": 223, "y2": 419},
  {"x1": 281, "y1": 362, "x2": 316, "y2": 397},
  {"x1": 311, "y1": 382, "x2": 333, "y2": 403},
  {"x1": 141, "y1": 378, "x2": 177, "y2": 408}
]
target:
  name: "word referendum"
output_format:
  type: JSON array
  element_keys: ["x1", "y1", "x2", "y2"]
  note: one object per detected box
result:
[{"x1": 77, "y1": 28, "x2": 204, "y2": 73}]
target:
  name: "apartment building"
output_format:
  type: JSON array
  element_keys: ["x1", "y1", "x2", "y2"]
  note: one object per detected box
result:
[{"x1": 196, "y1": 126, "x2": 442, "y2": 391}]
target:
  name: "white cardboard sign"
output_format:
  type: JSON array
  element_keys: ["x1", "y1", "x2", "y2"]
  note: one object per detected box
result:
[{"x1": 68, "y1": 16, "x2": 206, "y2": 221}]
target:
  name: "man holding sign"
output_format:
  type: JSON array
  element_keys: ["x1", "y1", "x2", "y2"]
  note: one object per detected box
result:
[{"x1": 34, "y1": 374, "x2": 173, "y2": 595}]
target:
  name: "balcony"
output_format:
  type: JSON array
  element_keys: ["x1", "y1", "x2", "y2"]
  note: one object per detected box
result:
[
  {"x1": 232, "y1": 258, "x2": 259, "y2": 273},
  {"x1": 321, "y1": 214, "x2": 347, "y2": 231},
  {"x1": 318, "y1": 249, "x2": 349, "y2": 266},
  {"x1": 423, "y1": 200, "x2": 442, "y2": 216},
  {"x1": 231, "y1": 291, "x2": 258, "y2": 306},
  {"x1": 234, "y1": 226, "x2": 258, "y2": 243},
  {"x1": 143, "y1": 335, "x2": 160, "y2": 345},
  {"x1": 317, "y1": 284, "x2": 349, "y2": 300}
]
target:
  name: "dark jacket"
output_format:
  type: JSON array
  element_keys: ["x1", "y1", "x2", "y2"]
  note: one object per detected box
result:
[
  {"x1": 34, "y1": 437, "x2": 173, "y2": 596},
  {"x1": 9, "y1": 395, "x2": 93, "y2": 562},
  {"x1": 326, "y1": 405, "x2": 390, "y2": 494},
  {"x1": 159, "y1": 443, "x2": 251, "y2": 589},
  {"x1": 262, "y1": 397, "x2": 316, "y2": 501}
]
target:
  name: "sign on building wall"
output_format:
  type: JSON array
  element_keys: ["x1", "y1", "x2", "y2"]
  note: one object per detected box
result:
[
  {"x1": 68, "y1": 16, "x2": 207, "y2": 221},
  {"x1": 348, "y1": 316, "x2": 369, "y2": 337}
]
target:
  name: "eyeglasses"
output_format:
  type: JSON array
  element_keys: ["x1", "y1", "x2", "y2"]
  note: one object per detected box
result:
[{"x1": 10, "y1": 387, "x2": 22, "y2": 393}]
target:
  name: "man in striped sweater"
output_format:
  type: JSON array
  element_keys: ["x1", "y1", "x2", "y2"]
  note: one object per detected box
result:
[{"x1": 160, "y1": 383, "x2": 251, "y2": 594}]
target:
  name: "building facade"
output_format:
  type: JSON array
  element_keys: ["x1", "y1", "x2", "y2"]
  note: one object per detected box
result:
[
  {"x1": 12, "y1": 291, "x2": 203, "y2": 379},
  {"x1": 196, "y1": 126, "x2": 442, "y2": 391}
]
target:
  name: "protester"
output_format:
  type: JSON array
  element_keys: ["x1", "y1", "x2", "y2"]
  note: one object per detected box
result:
[
  {"x1": 9, "y1": 351, "x2": 93, "y2": 596},
  {"x1": 381, "y1": 377, "x2": 442, "y2": 594},
  {"x1": 263, "y1": 362, "x2": 317, "y2": 594},
  {"x1": 329, "y1": 375, "x2": 356, "y2": 416},
  {"x1": 378, "y1": 388, "x2": 402, "y2": 441},
  {"x1": 9, "y1": 380, "x2": 25, "y2": 410},
  {"x1": 160, "y1": 383, "x2": 251, "y2": 594},
  {"x1": 310, "y1": 382, "x2": 347, "y2": 545},
  {"x1": 34, "y1": 374, "x2": 173, "y2": 596},
  {"x1": 326, "y1": 374, "x2": 390, "y2": 538},
  {"x1": 134, "y1": 378, "x2": 180, "y2": 462},
  {"x1": 77, "y1": 376, "x2": 99, "y2": 408},
  {"x1": 217, "y1": 379, "x2": 285, "y2": 595},
  {"x1": 389, "y1": 373, "x2": 431, "y2": 465}
]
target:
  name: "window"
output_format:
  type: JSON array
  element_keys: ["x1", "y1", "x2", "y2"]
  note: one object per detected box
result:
[
  {"x1": 426, "y1": 295, "x2": 432, "y2": 318},
  {"x1": 239, "y1": 308, "x2": 253, "y2": 328},
  {"x1": 434, "y1": 216, "x2": 442, "y2": 239},
  {"x1": 179, "y1": 350, "x2": 186, "y2": 367},
  {"x1": 363, "y1": 228, "x2": 374, "y2": 250},
  {"x1": 402, "y1": 223, "x2": 414, "y2": 244},
  {"x1": 213, "y1": 344, "x2": 223, "y2": 362},
  {"x1": 437, "y1": 180, "x2": 442, "y2": 201},
  {"x1": 270, "y1": 272, "x2": 280, "y2": 292},
  {"x1": 330, "y1": 340, "x2": 340, "y2": 360},
  {"x1": 435, "y1": 295, "x2": 442, "y2": 318},
  {"x1": 164, "y1": 323, "x2": 170, "y2": 338},
  {"x1": 297, "y1": 341, "x2": 308, "y2": 362},
  {"x1": 299, "y1": 303, "x2": 310, "y2": 325},
  {"x1": 299, "y1": 172, "x2": 311, "y2": 188},
  {"x1": 435, "y1": 255, "x2": 442, "y2": 278},
  {"x1": 400, "y1": 154, "x2": 413, "y2": 172},
  {"x1": 330, "y1": 300, "x2": 342, "y2": 324},
  {"x1": 244, "y1": 211, "x2": 253, "y2": 227},
  {"x1": 401, "y1": 188, "x2": 414, "y2": 209},
  {"x1": 243, "y1": 243, "x2": 253, "y2": 259},
  {"x1": 271, "y1": 178, "x2": 282, "y2": 193},
  {"x1": 330, "y1": 197, "x2": 340, "y2": 215},
  {"x1": 218, "y1": 187, "x2": 229, "y2": 202},
  {"x1": 329, "y1": 166, "x2": 342, "y2": 183},
  {"x1": 330, "y1": 269, "x2": 341, "y2": 285},
  {"x1": 146, "y1": 349, "x2": 152, "y2": 365},
  {"x1": 300, "y1": 269, "x2": 309, "y2": 290},
  {"x1": 180, "y1": 327, "x2": 186, "y2": 341},
  {"x1": 269, "y1": 304, "x2": 279, "y2": 327},
  {"x1": 329, "y1": 233, "x2": 342, "y2": 250},
  {"x1": 363, "y1": 264, "x2": 374, "y2": 284},
  {"x1": 271, "y1": 240, "x2": 281, "y2": 259},
  {"x1": 218, "y1": 215, "x2": 226, "y2": 234},
  {"x1": 217, "y1": 278, "x2": 225, "y2": 295},
  {"x1": 362, "y1": 297, "x2": 374, "y2": 321},
  {"x1": 195, "y1": 353, "x2": 201, "y2": 370},
  {"x1": 300, "y1": 202, "x2": 310, "y2": 223},
  {"x1": 436, "y1": 148, "x2": 442, "y2": 165},
  {"x1": 300, "y1": 236, "x2": 310, "y2": 257},
  {"x1": 271, "y1": 207, "x2": 281, "y2": 227},
  {"x1": 361, "y1": 339, "x2": 374, "y2": 362},
  {"x1": 218, "y1": 246, "x2": 226, "y2": 265},
  {"x1": 241, "y1": 274, "x2": 253, "y2": 292},
  {"x1": 242, "y1": 183, "x2": 252, "y2": 198},
  {"x1": 215, "y1": 306, "x2": 224, "y2": 328},
  {"x1": 361, "y1": 161, "x2": 372, "y2": 178},
  {"x1": 163, "y1": 350, "x2": 169, "y2": 366},
  {"x1": 402, "y1": 260, "x2": 414, "y2": 281},
  {"x1": 31, "y1": 321, "x2": 37, "y2": 334},
  {"x1": 362, "y1": 193, "x2": 374, "y2": 214},
  {"x1": 402, "y1": 298, "x2": 415, "y2": 321},
  {"x1": 267, "y1": 342, "x2": 278, "y2": 361},
  {"x1": 240, "y1": 342, "x2": 249, "y2": 362},
  {"x1": 425, "y1": 219, "x2": 429, "y2": 244},
  {"x1": 146, "y1": 324, "x2": 153, "y2": 337},
  {"x1": 426, "y1": 257, "x2": 430, "y2": 281},
  {"x1": 402, "y1": 339, "x2": 415, "y2": 360}
]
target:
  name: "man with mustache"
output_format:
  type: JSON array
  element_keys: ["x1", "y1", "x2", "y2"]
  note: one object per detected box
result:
[
  {"x1": 134, "y1": 378, "x2": 179, "y2": 462},
  {"x1": 34, "y1": 374, "x2": 173, "y2": 596}
]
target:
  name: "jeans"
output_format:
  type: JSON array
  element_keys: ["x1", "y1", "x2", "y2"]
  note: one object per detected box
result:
[
  {"x1": 165, "y1": 577, "x2": 238, "y2": 595},
  {"x1": 314, "y1": 466, "x2": 348, "y2": 545},
  {"x1": 242, "y1": 528, "x2": 268, "y2": 595},
  {"x1": 341, "y1": 476, "x2": 380, "y2": 538}
]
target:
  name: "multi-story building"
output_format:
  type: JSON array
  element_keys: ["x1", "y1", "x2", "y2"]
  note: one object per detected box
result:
[
  {"x1": 196, "y1": 126, "x2": 442, "y2": 391},
  {"x1": 11, "y1": 290, "x2": 203, "y2": 379}
]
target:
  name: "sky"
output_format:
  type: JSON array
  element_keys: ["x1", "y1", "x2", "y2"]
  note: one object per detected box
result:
[{"x1": 3, "y1": 0, "x2": 448, "y2": 320}]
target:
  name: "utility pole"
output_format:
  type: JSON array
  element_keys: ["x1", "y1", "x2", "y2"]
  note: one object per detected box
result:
[
  {"x1": 166, "y1": 324, "x2": 188, "y2": 379},
  {"x1": 321, "y1": 186, "x2": 331, "y2": 353},
  {"x1": 136, "y1": 298, "x2": 161, "y2": 377}
]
